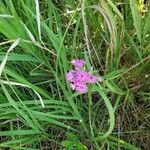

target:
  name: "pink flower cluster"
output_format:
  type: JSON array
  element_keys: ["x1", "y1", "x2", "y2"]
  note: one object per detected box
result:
[{"x1": 66, "y1": 59, "x2": 102, "y2": 94}]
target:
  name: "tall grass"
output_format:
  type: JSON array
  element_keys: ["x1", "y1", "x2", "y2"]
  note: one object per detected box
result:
[{"x1": 0, "y1": 0, "x2": 149, "y2": 149}]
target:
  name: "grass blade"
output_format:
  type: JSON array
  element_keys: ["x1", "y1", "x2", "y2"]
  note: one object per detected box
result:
[
  {"x1": 129, "y1": 0, "x2": 142, "y2": 43},
  {"x1": 0, "y1": 39, "x2": 20, "y2": 77},
  {"x1": 35, "y1": 0, "x2": 42, "y2": 41},
  {"x1": 92, "y1": 85, "x2": 115, "y2": 140}
]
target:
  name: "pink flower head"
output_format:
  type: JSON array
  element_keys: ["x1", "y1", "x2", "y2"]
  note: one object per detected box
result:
[
  {"x1": 66, "y1": 58, "x2": 103, "y2": 94},
  {"x1": 71, "y1": 59, "x2": 85, "y2": 69}
]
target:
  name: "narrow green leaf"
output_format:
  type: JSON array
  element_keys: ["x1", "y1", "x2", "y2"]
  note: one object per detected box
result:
[
  {"x1": 105, "y1": 80, "x2": 126, "y2": 95},
  {"x1": 35, "y1": 0, "x2": 42, "y2": 41},
  {"x1": 129, "y1": 0, "x2": 142, "y2": 42},
  {"x1": 92, "y1": 85, "x2": 115, "y2": 140},
  {"x1": 0, "y1": 39, "x2": 20, "y2": 77},
  {"x1": 106, "y1": 0, "x2": 123, "y2": 21},
  {"x1": 0, "y1": 130, "x2": 40, "y2": 136},
  {"x1": 143, "y1": 8, "x2": 150, "y2": 39}
]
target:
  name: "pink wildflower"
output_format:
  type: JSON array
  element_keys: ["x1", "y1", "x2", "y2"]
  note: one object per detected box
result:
[
  {"x1": 66, "y1": 58, "x2": 103, "y2": 94},
  {"x1": 71, "y1": 59, "x2": 85, "y2": 69}
]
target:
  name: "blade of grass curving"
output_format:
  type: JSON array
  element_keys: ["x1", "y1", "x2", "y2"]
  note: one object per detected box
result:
[
  {"x1": 1, "y1": 84, "x2": 41, "y2": 131},
  {"x1": 92, "y1": 85, "x2": 115, "y2": 140},
  {"x1": 105, "y1": 80, "x2": 126, "y2": 95},
  {"x1": 90, "y1": 3, "x2": 117, "y2": 68},
  {"x1": 21, "y1": 21, "x2": 36, "y2": 43},
  {"x1": 1, "y1": 80, "x2": 44, "y2": 108},
  {"x1": 106, "y1": 0, "x2": 123, "y2": 21},
  {"x1": 0, "y1": 39, "x2": 20, "y2": 77},
  {"x1": 3, "y1": 67, "x2": 51, "y2": 99},
  {"x1": 100, "y1": 0, "x2": 117, "y2": 67}
]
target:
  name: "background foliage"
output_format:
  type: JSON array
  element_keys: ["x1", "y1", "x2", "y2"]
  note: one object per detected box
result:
[{"x1": 0, "y1": 0, "x2": 150, "y2": 149}]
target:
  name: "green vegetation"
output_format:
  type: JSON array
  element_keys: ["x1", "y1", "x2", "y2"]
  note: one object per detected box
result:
[{"x1": 0, "y1": 0, "x2": 149, "y2": 149}]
